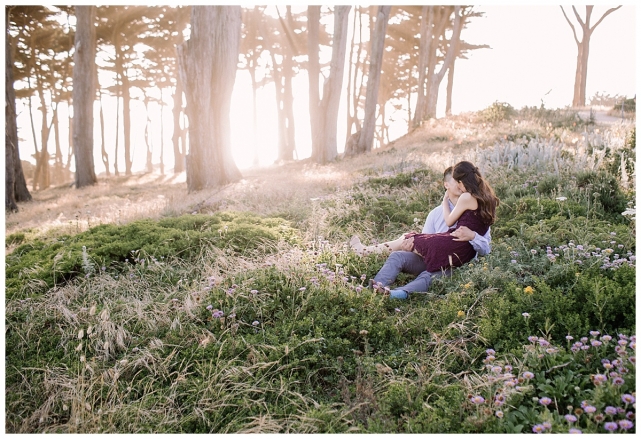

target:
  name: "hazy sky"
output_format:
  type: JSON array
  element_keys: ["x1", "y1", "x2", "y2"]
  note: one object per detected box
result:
[
  {"x1": 450, "y1": 4, "x2": 636, "y2": 113},
  {"x1": 13, "y1": 4, "x2": 637, "y2": 173}
]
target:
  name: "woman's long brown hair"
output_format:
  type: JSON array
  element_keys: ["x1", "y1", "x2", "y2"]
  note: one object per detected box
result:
[{"x1": 452, "y1": 161, "x2": 499, "y2": 226}]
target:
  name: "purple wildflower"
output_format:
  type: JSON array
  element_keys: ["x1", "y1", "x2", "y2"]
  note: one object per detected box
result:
[
  {"x1": 605, "y1": 406, "x2": 618, "y2": 416},
  {"x1": 618, "y1": 420, "x2": 634, "y2": 430},
  {"x1": 622, "y1": 394, "x2": 635, "y2": 405},
  {"x1": 470, "y1": 395, "x2": 485, "y2": 404},
  {"x1": 532, "y1": 424, "x2": 545, "y2": 433},
  {"x1": 539, "y1": 397, "x2": 552, "y2": 406},
  {"x1": 604, "y1": 422, "x2": 618, "y2": 432},
  {"x1": 565, "y1": 414, "x2": 578, "y2": 423},
  {"x1": 568, "y1": 428, "x2": 582, "y2": 433}
]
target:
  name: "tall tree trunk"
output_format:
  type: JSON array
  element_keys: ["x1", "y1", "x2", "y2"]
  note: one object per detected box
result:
[
  {"x1": 35, "y1": 68, "x2": 50, "y2": 190},
  {"x1": 66, "y1": 98, "x2": 74, "y2": 170},
  {"x1": 52, "y1": 105, "x2": 64, "y2": 184},
  {"x1": 122, "y1": 70, "x2": 132, "y2": 175},
  {"x1": 249, "y1": 61, "x2": 260, "y2": 167},
  {"x1": 73, "y1": 5, "x2": 97, "y2": 188},
  {"x1": 446, "y1": 60, "x2": 455, "y2": 116},
  {"x1": 172, "y1": 75, "x2": 184, "y2": 173},
  {"x1": 177, "y1": 5, "x2": 242, "y2": 191},
  {"x1": 160, "y1": 88, "x2": 165, "y2": 175},
  {"x1": 307, "y1": 5, "x2": 321, "y2": 162},
  {"x1": 446, "y1": 32, "x2": 461, "y2": 116},
  {"x1": 143, "y1": 95, "x2": 153, "y2": 173},
  {"x1": 413, "y1": 6, "x2": 434, "y2": 127},
  {"x1": 114, "y1": 39, "x2": 132, "y2": 175},
  {"x1": 345, "y1": 7, "x2": 357, "y2": 139},
  {"x1": 561, "y1": 5, "x2": 622, "y2": 107},
  {"x1": 356, "y1": 5, "x2": 391, "y2": 154},
  {"x1": 315, "y1": 5, "x2": 351, "y2": 164},
  {"x1": 98, "y1": 89, "x2": 110, "y2": 176},
  {"x1": 351, "y1": 6, "x2": 365, "y2": 134},
  {"x1": 425, "y1": 6, "x2": 462, "y2": 119},
  {"x1": 6, "y1": 11, "x2": 32, "y2": 210},
  {"x1": 270, "y1": 7, "x2": 296, "y2": 162}
]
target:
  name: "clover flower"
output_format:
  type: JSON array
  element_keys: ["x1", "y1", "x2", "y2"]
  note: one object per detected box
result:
[
  {"x1": 537, "y1": 397, "x2": 552, "y2": 407},
  {"x1": 604, "y1": 422, "x2": 618, "y2": 432}
]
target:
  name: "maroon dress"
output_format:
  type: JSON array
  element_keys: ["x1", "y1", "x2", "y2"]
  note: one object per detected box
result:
[{"x1": 409, "y1": 207, "x2": 490, "y2": 273}]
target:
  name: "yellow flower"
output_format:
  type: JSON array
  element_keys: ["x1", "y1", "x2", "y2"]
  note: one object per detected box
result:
[
  {"x1": 524, "y1": 286, "x2": 534, "y2": 295},
  {"x1": 463, "y1": 282, "x2": 473, "y2": 289},
  {"x1": 457, "y1": 310, "x2": 465, "y2": 318}
]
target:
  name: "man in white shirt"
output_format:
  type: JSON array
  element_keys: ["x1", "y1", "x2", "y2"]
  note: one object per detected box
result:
[{"x1": 369, "y1": 166, "x2": 492, "y2": 299}]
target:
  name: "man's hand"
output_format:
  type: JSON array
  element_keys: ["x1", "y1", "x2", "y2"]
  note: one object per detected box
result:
[
  {"x1": 451, "y1": 226, "x2": 476, "y2": 242},
  {"x1": 400, "y1": 236, "x2": 415, "y2": 252}
]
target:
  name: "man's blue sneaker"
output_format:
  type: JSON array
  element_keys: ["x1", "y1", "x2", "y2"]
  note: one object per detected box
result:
[{"x1": 389, "y1": 289, "x2": 408, "y2": 299}]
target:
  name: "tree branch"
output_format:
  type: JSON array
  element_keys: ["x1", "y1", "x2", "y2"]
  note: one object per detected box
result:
[
  {"x1": 560, "y1": 6, "x2": 580, "y2": 45},
  {"x1": 571, "y1": 5, "x2": 585, "y2": 27},
  {"x1": 590, "y1": 5, "x2": 622, "y2": 33}
]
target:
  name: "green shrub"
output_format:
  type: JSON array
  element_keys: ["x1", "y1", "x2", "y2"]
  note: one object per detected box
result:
[
  {"x1": 5, "y1": 212, "x2": 299, "y2": 300},
  {"x1": 481, "y1": 101, "x2": 516, "y2": 122}
]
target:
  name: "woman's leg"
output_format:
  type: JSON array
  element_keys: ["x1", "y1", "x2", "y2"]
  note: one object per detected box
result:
[{"x1": 350, "y1": 234, "x2": 407, "y2": 255}]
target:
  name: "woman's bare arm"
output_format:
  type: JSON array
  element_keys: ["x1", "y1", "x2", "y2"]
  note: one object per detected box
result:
[{"x1": 442, "y1": 192, "x2": 477, "y2": 227}]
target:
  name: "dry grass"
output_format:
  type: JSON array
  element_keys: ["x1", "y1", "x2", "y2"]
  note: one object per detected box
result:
[{"x1": 5, "y1": 114, "x2": 490, "y2": 240}]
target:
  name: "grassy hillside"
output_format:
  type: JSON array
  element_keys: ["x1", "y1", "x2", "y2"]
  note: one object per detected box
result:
[{"x1": 5, "y1": 105, "x2": 636, "y2": 433}]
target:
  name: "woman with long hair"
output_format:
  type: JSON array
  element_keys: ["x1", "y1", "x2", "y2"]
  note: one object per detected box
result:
[{"x1": 404, "y1": 160, "x2": 499, "y2": 272}]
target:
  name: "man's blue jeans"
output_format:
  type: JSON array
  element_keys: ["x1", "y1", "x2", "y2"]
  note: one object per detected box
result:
[{"x1": 372, "y1": 251, "x2": 450, "y2": 299}]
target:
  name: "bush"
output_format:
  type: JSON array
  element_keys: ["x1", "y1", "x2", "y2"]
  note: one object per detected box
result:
[
  {"x1": 481, "y1": 101, "x2": 516, "y2": 123},
  {"x1": 5, "y1": 212, "x2": 299, "y2": 299}
]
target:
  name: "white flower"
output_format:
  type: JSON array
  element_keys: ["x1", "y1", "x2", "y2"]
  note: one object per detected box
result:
[{"x1": 556, "y1": 196, "x2": 567, "y2": 201}]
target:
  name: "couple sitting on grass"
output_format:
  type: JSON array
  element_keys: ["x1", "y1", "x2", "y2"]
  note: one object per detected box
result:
[{"x1": 350, "y1": 161, "x2": 499, "y2": 299}]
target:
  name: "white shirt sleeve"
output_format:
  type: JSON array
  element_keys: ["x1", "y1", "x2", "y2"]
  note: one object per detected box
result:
[{"x1": 422, "y1": 202, "x2": 453, "y2": 234}]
